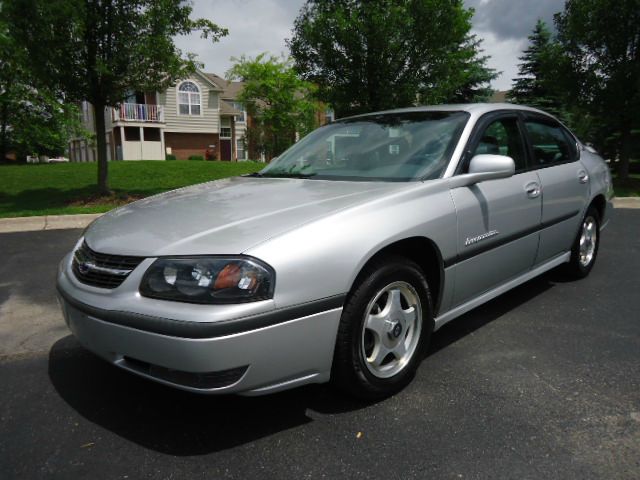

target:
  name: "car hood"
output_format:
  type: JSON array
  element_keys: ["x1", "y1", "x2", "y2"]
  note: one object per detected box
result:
[{"x1": 85, "y1": 176, "x2": 405, "y2": 256}]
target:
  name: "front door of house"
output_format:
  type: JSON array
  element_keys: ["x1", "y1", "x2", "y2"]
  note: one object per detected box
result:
[{"x1": 220, "y1": 139, "x2": 231, "y2": 161}]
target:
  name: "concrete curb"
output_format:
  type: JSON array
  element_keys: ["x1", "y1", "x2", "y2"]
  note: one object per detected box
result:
[
  {"x1": 0, "y1": 197, "x2": 638, "y2": 234},
  {"x1": 612, "y1": 197, "x2": 640, "y2": 209},
  {"x1": 0, "y1": 213, "x2": 102, "y2": 234}
]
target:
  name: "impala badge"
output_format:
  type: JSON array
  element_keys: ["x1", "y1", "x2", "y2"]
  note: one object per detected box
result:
[{"x1": 465, "y1": 230, "x2": 499, "y2": 247}]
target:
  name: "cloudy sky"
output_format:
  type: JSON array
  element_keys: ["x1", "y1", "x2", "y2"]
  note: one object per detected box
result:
[{"x1": 175, "y1": 0, "x2": 565, "y2": 91}]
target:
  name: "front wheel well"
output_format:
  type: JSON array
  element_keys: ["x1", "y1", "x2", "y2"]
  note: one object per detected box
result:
[
  {"x1": 590, "y1": 194, "x2": 606, "y2": 221},
  {"x1": 352, "y1": 237, "x2": 443, "y2": 315}
]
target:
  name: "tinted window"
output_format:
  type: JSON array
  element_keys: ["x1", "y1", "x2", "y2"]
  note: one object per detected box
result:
[
  {"x1": 471, "y1": 117, "x2": 527, "y2": 172},
  {"x1": 261, "y1": 111, "x2": 470, "y2": 181},
  {"x1": 524, "y1": 121, "x2": 576, "y2": 166}
]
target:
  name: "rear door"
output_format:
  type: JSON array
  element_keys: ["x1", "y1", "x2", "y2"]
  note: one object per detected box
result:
[
  {"x1": 521, "y1": 115, "x2": 589, "y2": 264},
  {"x1": 449, "y1": 112, "x2": 542, "y2": 307}
]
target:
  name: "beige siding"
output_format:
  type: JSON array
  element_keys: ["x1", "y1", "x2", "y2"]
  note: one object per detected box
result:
[
  {"x1": 75, "y1": 101, "x2": 98, "y2": 134},
  {"x1": 105, "y1": 104, "x2": 114, "y2": 131},
  {"x1": 161, "y1": 74, "x2": 220, "y2": 134}
]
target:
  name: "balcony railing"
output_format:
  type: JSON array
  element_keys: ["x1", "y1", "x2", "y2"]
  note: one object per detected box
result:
[{"x1": 111, "y1": 103, "x2": 164, "y2": 123}]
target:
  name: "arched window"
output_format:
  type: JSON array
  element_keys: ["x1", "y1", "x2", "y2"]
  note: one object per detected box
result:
[{"x1": 178, "y1": 81, "x2": 201, "y2": 115}]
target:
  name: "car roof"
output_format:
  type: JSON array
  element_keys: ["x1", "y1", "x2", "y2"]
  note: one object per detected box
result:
[{"x1": 339, "y1": 103, "x2": 553, "y2": 121}]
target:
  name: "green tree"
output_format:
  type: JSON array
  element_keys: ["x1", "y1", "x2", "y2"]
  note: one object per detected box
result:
[
  {"x1": 9, "y1": 91, "x2": 86, "y2": 159},
  {"x1": 227, "y1": 54, "x2": 319, "y2": 160},
  {"x1": 5, "y1": 0, "x2": 227, "y2": 193},
  {"x1": 287, "y1": 0, "x2": 496, "y2": 117},
  {"x1": 0, "y1": 3, "x2": 84, "y2": 161},
  {"x1": 554, "y1": 0, "x2": 640, "y2": 180},
  {"x1": 508, "y1": 20, "x2": 565, "y2": 116}
]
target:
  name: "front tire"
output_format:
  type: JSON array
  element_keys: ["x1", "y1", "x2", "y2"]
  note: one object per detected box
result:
[
  {"x1": 564, "y1": 206, "x2": 600, "y2": 279},
  {"x1": 331, "y1": 255, "x2": 433, "y2": 400}
]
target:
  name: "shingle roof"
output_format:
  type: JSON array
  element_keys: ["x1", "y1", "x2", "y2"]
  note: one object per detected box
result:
[
  {"x1": 219, "y1": 99, "x2": 242, "y2": 116},
  {"x1": 203, "y1": 72, "x2": 244, "y2": 100},
  {"x1": 490, "y1": 90, "x2": 510, "y2": 103}
]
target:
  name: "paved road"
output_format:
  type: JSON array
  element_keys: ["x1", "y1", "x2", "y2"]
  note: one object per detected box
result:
[{"x1": 1, "y1": 211, "x2": 639, "y2": 479}]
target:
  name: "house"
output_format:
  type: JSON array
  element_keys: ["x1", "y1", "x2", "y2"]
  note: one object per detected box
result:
[
  {"x1": 68, "y1": 70, "x2": 250, "y2": 162},
  {"x1": 489, "y1": 90, "x2": 510, "y2": 103}
]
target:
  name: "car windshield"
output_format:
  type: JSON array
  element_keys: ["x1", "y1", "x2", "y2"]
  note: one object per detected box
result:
[{"x1": 259, "y1": 111, "x2": 469, "y2": 181}]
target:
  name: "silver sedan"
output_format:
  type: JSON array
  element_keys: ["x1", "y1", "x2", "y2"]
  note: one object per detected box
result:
[{"x1": 56, "y1": 104, "x2": 613, "y2": 399}]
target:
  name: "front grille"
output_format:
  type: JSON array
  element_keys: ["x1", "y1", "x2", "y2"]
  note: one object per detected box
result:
[
  {"x1": 123, "y1": 356, "x2": 249, "y2": 389},
  {"x1": 72, "y1": 241, "x2": 144, "y2": 289}
]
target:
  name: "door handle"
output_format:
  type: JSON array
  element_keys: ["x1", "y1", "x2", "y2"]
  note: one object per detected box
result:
[
  {"x1": 525, "y1": 182, "x2": 541, "y2": 198},
  {"x1": 578, "y1": 170, "x2": 589, "y2": 184}
]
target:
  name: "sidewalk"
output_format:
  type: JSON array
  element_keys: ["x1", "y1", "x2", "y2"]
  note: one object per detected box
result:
[{"x1": 1, "y1": 197, "x2": 639, "y2": 234}]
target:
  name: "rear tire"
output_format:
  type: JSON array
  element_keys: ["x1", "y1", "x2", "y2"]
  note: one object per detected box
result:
[
  {"x1": 563, "y1": 206, "x2": 600, "y2": 279},
  {"x1": 331, "y1": 255, "x2": 433, "y2": 400}
]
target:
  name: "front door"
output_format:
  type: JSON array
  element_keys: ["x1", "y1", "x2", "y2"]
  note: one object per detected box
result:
[
  {"x1": 522, "y1": 115, "x2": 590, "y2": 264},
  {"x1": 449, "y1": 114, "x2": 542, "y2": 306},
  {"x1": 220, "y1": 139, "x2": 231, "y2": 161}
]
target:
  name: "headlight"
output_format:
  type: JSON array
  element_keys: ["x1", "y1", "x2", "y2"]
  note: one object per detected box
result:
[{"x1": 140, "y1": 257, "x2": 275, "y2": 304}]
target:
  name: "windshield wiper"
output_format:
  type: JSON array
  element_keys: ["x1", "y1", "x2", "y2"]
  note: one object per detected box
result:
[
  {"x1": 288, "y1": 173, "x2": 318, "y2": 179},
  {"x1": 260, "y1": 172, "x2": 318, "y2": 179}
]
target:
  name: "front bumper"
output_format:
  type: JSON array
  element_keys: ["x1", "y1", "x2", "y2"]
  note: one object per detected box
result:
[{"x1": 57, "y1": 253, "x2": 343, "y2": 395}]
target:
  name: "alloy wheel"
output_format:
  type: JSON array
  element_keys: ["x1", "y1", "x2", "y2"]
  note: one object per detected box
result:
[
  {"x1": 360, "y1": 281, "x2": 423, "y2": 379},
  {"x1": 579, "y1": 216, "x2": 597, "y2": 267}
]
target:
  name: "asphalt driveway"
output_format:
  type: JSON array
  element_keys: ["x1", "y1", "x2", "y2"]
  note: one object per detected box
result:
[{"x1": 0, "y1": 210, "x2": 639, "y2": 479}]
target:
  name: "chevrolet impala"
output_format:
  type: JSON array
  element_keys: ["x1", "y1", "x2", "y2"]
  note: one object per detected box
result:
[{"x1": 56, "y1": 104, "x2": 613, "y2": 399}]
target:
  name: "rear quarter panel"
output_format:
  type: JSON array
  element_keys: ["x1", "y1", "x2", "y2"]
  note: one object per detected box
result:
[{"x1": 580, "y1": 146, "x2": 614, "y2": 222}]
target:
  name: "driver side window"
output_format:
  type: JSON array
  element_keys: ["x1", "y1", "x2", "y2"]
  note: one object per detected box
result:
[{"x1": 471, "y1": 118, "x2": 527, "y2": 172}]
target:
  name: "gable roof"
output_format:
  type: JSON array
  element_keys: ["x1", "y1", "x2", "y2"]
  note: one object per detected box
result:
[
  {"x1": 219, "y1": 99, "x2": 242, "y2": 116},
  {"x1": 190, "y1": 70, "x2": 224, "y2": 91},
  {"x1": 490, "y1": 90, "x2": 510, "y2": 103},
  {"x1": 203, "y1": 73, "x2": 244, "y2": 100}
]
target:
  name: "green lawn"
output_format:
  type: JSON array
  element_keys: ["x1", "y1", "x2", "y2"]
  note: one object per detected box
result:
[
  {"x1": 1, "y1": 160, "x2": 637, "y2": 219},
  {"x1": 613, "y1": 173, "x2": 640, "y2": 198},
  {"x1": 0, "y1": 160, "x2": 263, "y2": 218}
]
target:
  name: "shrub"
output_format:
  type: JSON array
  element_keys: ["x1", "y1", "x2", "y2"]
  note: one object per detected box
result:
[
  {"x1": 165, "y1": 154, "x2": 177, "y2": 160},
  {"x1": 188, "y1": 155, "x2": 205, "y2": 161}
]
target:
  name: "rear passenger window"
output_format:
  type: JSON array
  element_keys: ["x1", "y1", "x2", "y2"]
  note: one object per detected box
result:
[{"x1": 524, "y1": 121, "x2": 577, "y2": 167}]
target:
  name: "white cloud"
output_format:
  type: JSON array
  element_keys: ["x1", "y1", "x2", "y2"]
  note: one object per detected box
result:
[
  {"x1": 474, "y1": 30, "x2": 527, "y2": 91},
  {"x1": 174, "y1": 0, "x2": 305, "y2": 77}
]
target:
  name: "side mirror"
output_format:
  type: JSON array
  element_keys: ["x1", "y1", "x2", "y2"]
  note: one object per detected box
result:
[{"x1": 449, "y1": 154, "x2": 515, "y2": 188}]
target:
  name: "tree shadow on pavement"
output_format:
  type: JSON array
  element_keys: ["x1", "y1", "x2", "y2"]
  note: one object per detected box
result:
[{"x1": 48, "y1": 271, "x2": 559, "y2": 456}]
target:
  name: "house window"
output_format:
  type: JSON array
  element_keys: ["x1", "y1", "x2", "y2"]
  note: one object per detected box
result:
[
  {"x1": 324, "y1": 108, "x2": 335, "y2": 124},
  {"x1": 178, "y1": 81, "x2": 201, "y2": 115},
  {"x1": 236, "y1": 138, "x2": 246, "y2": 160},
  {"x1": 220, "y1": 127, "x2": 232, "y2": 139},
  {"x1": 232, "y1": 102, "x2": 246, "y2": 123}
]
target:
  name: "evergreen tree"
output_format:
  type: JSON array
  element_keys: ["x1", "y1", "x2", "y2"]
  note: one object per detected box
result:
[
  {"x1": 555, "y1": 0, "x2": 640, "y2": 180},
  {"x1": 508, "y1": 20, "x2": 563, "y2": 117}
]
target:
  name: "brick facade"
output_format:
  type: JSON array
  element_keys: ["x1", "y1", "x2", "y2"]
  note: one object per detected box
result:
[{"x1": 164, "y1": 132, "x2": 220, "y2": 160}]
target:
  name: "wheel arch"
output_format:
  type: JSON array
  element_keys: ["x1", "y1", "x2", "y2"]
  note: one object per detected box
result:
[
  {"x1": 349, "y1": 236, "x2": 445, "y2": 317},
  {"x1": 589, "y1": 194, "x2": 607, "y2": 221}
]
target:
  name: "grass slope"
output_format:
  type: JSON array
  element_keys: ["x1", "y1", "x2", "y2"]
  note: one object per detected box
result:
[
  {"x1": 0, "y1": 161, "x2": 263, "y2": 218},
  {"x1": 1, "y1": 160, "x2": 637, "y2": 218}
]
